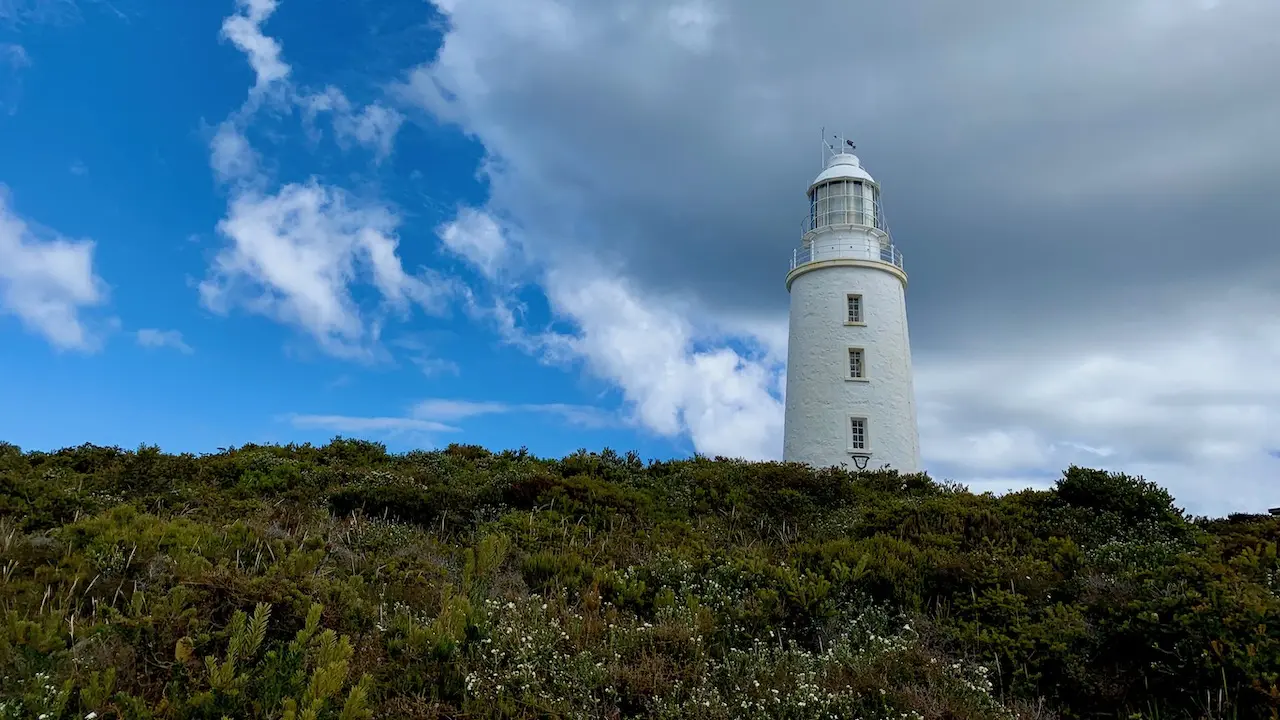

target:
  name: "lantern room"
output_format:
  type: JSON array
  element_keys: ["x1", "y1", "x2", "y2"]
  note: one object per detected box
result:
[{"x1": 805, "y1": 153, "x2": 884, "y2": 233}]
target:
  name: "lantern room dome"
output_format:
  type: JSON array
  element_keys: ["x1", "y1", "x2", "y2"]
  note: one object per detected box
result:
[{"x1": 810, "y1": 153, "x2": 875, "y2": 190}]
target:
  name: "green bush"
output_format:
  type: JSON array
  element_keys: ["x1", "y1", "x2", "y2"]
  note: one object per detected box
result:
[{"x1": 0, "y1": 440, "x2": 1276, "y2": 719}]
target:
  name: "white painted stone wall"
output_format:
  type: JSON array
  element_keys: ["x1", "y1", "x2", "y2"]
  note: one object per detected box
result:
[{"x1": 782, "y1": 262, "x2": 922, "y2": 472}]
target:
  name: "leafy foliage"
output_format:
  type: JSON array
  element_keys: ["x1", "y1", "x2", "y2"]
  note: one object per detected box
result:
[{"x1": 0, "y1": 441, "x2": 1277, "y2": 719}]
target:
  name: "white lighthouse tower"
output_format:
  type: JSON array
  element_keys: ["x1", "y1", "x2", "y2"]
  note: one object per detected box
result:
[{"x1": 782, "y1": 138, "x2": 921, "y2": 473}]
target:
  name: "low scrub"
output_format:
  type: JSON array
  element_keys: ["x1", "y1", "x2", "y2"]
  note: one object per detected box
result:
[{"x1": 0, "y1": 439, "x2": 1277, "y2": 718}]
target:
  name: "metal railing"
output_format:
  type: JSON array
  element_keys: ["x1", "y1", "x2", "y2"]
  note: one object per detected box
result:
[
  {"x1": 802, "y1": 206, "x2": 887, "y2": 235},
  {"x1": 790, "y1": 238, "x2": 904, "y2": 272}
]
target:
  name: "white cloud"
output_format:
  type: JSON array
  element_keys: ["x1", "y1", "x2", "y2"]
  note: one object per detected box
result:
[
  {"x1": 413, "y1": 398, "x2": 507, "y2": 421},
  {"x1": 204, "y1": 0, "x2": 443, "y2": 361},
  {"x1": 303, "y1": 86, "x2": 404, "y2": 161},
  {"x1": 437, "y1": 206, "x2": 518, "y2": 280},
  {"x1": 286, "y1": 413, "x2": 458, "y2": 434},
  {"x1": 281, "y1": 392, "x2": 619, "y2": 438},
  {"x1": 219, "y1": 0, "x2": 290, "y2": 94},
  {"x1": 915, "y1": 285, "x2": 1280, "y2": 515},
  {"x1": 389, "y1": 334, "x2": 461, "y2": 376},
  {"x1": 411, "y1": 356, "x2": 461, "y2": 376},
  {"x1": 336, "y1": 103, "x2": 402, "y2": 161},
  {"x1": 539, "y1": 267, "x2": 783, "y2": 457},
  {"x1": 200, "y1": 181, "x2": 450, "y2": 359},
  {"x1": 1, "y1": 43, "x2": 29, "y2": 67},
  {"x1": 210, "y1": 121, "x2": 260, "y2": 185},
  {"x1": 0, "y1": 189, "x2": 108, "y2": 351},
  {"x1": 438, "y1": 209, "x2": 784, "y2": 459},
  {"x1": 283, "y1": 396, "x2": 616, "y2": 442},
  {"x1": 413, "y1": 397, "x2": 617, "y2": 428},
  {"x1": 0, "y1": 43, "x2": 30, "y2": 114},
  {"x1": 135, "y1": 328, "x2": 193, "y2": 354}
]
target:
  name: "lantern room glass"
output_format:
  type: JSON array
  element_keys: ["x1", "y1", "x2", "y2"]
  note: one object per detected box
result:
[{"x1": 808, "y1": 180, "x2": 881, "y2": 232}]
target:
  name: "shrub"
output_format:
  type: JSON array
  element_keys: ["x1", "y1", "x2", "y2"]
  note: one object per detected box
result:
[{"x1": 0, "y1": 442, "x2": 1275, "y2": 719}]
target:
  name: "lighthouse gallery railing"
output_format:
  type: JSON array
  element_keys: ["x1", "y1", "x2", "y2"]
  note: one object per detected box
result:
[{"x1": 790, "y1": 237, "x2": 904, "y2": 272}]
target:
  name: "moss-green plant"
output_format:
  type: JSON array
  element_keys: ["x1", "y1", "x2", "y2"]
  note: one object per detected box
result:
[{"x1": 0, "y1": 441, "x2": 1276, "y2": 719}]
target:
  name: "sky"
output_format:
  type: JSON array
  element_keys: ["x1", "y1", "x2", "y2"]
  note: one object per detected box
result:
[{"x1": 1, "y1": 0, "x2": 1278, "y2": 517}]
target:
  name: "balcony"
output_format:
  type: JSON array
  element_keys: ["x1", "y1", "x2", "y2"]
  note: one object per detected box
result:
[{"x1": 789, "y1": 237, "x2": 905, "y2": 272}]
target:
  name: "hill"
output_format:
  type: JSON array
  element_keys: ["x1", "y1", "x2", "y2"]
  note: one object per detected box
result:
[{"x1": 0, "y1": 439, "x2": 1277, "y2": 719}]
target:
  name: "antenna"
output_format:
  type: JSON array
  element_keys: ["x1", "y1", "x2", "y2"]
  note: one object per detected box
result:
[
  {"x1": 819, "y1": 127, "x2": 855, "y2": 165},
  {"x1": 821, "y1": 126, "x2": 838, "y2": 165}
]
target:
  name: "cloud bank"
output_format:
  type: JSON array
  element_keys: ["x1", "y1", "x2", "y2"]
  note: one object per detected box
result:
[{"x1": 393, "y1": 0, "x2": 1280, "y2": 514}]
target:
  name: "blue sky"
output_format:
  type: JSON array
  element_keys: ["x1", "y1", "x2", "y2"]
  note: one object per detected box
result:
[
  {"x1": 0, "y1": 0, "x2": 680, "y2": 460},
  {"x1": 2, "y1": 0, "x2": 1279, "y2": 516}
]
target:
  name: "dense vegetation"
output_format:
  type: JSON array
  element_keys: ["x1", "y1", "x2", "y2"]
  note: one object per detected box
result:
[{"x1": 1, "y1": 439, "x2": 1278, "y2": 719}]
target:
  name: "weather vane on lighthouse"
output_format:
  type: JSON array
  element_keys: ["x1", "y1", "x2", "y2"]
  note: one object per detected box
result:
[{"x1": 820, "y1": 126, "x2": 857, "y2": 157}]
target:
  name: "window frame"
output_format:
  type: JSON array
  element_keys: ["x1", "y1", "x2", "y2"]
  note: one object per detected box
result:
[
  {"x1": 848, "y1": 416, "x2": 869, "y2": 453},
  {"x1": 846, "y1": 346, "x2": 867, "y2": 381},
  {"x1": 845, "y1": 293, "x2": 865, "y2": 326}
]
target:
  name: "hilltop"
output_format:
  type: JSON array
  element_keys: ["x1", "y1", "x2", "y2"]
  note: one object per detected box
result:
[{"x1": 0, "y1": 439, "x2": 1277, "y2": 719}]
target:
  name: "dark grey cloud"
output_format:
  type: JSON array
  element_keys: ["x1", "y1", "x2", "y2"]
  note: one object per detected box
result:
[
  {"x1": 396, "y1": 0, "x2": 1280, "y2": 513},
  {"x1": 404, "y1": 0, "x2": 1280, "y2": 328}
]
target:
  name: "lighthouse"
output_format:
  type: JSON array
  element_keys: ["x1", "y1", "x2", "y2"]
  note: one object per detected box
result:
[{"x1": 782, "y1": 140, "x2": 921, "y2": 473}]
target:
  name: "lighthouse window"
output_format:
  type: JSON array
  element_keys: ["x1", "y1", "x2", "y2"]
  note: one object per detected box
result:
[
  {"x1": 849, "y1": 417, "x2": 868, "y2": 451},
  {"x1": 848, "y1": 348, "x2": 865, "y2": 379},
  {"x1": 846, "y1": 293, "x2": 863, "y2": 324},
  {"x1": 812, "y1": 180, "x2": 882, "y2": 230},
  {"x1": 827, "y1": 181, "x2": 847, "y2": 224}
]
